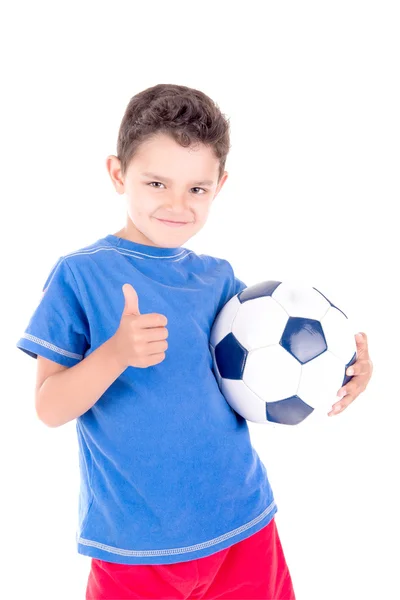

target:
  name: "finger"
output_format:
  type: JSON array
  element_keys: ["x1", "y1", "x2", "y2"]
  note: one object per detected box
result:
[
  {"x1": 122, "y1": 284, "x2": 140, "y2": 316},
  {"x1": 345, "y1": 359, "x2": 371, "y2": 377},
  {"x1": 338, "y1": 378, "x2": 365, "y2": 401},
  {"x1": 345, "y1": 365, "x2": 357, "y2": 377},
  {"x1": 136, "y1": 313, "x2": 168, "y2": 329},
  {"x1": 143, "y1": 326, "x2": 169, "y2": 342},
  {"x1": 337, "y1": 384, "x2": 348, "y2": 399},
  {"x1": 336, "y1": 382, "x2": 359, "y2": 400},
  {"x1": 328, "y1": 392, "x2": 354, "y2": 416},
  {"x1": 355, "y1": 332, "x2": 370, "y2": 359}
]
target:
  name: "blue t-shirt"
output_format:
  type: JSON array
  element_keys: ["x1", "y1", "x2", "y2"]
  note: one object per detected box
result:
[{"x1": 16, "y1": 234, "x2": 277, "y2": 565}]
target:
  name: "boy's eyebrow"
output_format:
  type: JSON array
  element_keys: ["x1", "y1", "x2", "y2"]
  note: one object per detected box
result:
[{"x1": 140, "y1": 172, "x2": 214, "y2": 186}]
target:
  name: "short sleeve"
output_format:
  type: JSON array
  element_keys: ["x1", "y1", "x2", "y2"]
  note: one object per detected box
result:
[
  {"x1": 231, "y1": 272, "x2": 247, "y2": 297},
  {"x1": 16, "y1": 257, "x2": 90, "y2": 367},
  {"x1": 214, "y1": 258, "x2": 248, "y2": 318},
  {"x1": 227, "y1": 261, "x2": 247, "y2": 299}
]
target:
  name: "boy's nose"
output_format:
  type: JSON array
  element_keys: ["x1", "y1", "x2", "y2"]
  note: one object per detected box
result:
[{"x1": 165, "y1": 194, "x2": 191, "y2": 215}]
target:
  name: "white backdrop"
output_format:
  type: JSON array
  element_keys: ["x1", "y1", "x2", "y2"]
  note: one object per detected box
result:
[{"x1": 2, "y1": 2, "x2": 399, "y2": 599}]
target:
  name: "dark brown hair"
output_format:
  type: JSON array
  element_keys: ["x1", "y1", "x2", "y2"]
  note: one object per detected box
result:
[{"x1": 116, "y1": 84, "x2": 231, "y2": 184}]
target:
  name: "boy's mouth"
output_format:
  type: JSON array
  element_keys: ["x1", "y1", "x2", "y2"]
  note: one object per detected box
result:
[{"x1": 155, "y1": 218, "x2": 190, "y2": 227}]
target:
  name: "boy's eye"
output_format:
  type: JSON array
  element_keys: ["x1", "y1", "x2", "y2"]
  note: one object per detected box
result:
[{"x1": 147, "y1": 182, "x2": 206, "y2": 194}]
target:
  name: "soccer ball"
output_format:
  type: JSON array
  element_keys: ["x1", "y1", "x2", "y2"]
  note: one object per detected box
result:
[{"x1": 209, "y1": 280, "x2": 357, "y2": 426}]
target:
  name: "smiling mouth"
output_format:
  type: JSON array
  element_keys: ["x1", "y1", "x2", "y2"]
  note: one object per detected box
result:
[
  {"x1": 159, "y1": 219, "x2": 187, "y2": 223},
  {"x1": 155, "y1": 218, "x2": 192, "y2": 226}
]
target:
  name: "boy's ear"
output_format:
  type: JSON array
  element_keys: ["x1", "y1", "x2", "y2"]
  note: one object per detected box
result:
[
  {"x1": 214, "y1": 171, "x2": 229, "y2": 197},
  {"x1": 106, "y1": 155, "x2": 125, "y2": 194}
]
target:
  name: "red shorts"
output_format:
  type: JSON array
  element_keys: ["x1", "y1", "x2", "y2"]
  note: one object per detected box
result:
[{"x1": 85, "y1": 517, "x2": 296, "y2": 599}]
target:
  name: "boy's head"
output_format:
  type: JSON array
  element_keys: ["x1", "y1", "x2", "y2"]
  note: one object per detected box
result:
[{"x1": 106, "y1": 84, "x2": 231, "y2": 248}]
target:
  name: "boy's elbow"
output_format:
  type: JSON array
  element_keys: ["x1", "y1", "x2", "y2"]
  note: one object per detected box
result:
[
  {"x1": 35, "y1": 405, "x2": 60, "y2": 428},
  {"x1": 35, "y1": 393, "x2": 62, "y2": 428}
]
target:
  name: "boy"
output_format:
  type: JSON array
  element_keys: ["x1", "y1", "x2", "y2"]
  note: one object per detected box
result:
[{"x1": 16, "y1": 83, "x2": 298, "y2": 599}]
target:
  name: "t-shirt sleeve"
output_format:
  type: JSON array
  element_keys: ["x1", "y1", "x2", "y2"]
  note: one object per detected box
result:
[
  {"x1": 231, "y1": 271, "x2": 247, "y2": 297},
  {"x1": 214, "y1": 258, "x2": 248, "y2": 317},
  {"x1": 227, "y1": 260, "x2": 247, "y2": 299},
  {"x1": 16, "y1": 257, "x2": 90, "y2": 367}
]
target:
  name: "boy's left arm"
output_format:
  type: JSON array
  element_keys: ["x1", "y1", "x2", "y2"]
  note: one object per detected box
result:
[{"x1": 328, "y1": 332, "x2": 373, "y2": 416}]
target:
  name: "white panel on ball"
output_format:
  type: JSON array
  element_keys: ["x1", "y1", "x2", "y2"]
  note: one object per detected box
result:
[
  {"x1": 209, "y1": 295, "x2": 240, "y2": 348},
  {"x1": 298, "y1": 351, "x2": 346, "y2": 413},
  {"x1": 272, "y1": 280, "x2": 331, "y2": 320},
  {"x1": 321, "y1": 306, "x2": 357, "y2": 363},
  {"x1": 243, "y1": 345, "x2": 301, "y2": 403},
  {"x1": 232, "y1": 297, "x2": 288, "y2": 350},
  {"x1": 220, "y1": 378, "x2": 269, "y2": 423}
]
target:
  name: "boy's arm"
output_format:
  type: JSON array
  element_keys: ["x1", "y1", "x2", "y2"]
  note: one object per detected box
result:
[{"x1": 36, "y1": 334, "x2": 125, "y2": 428}]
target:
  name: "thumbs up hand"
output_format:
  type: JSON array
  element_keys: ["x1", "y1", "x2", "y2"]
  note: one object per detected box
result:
[
  {"x1": 122, "y1": 282, "x2": 141, "y2": 317},
  {"x1": 112, "y1": 284, "x2": 169, "y2": 369}
]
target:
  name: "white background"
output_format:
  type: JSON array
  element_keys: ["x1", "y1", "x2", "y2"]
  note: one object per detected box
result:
[{"x1": 2, "y1": 1, "x2": 399, "y2": 599}]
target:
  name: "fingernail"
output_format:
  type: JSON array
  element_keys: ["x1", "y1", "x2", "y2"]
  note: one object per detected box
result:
[
  {"x1": 347, "y1": 367, "x2": 354, "y2": 376},
  {"x1": 356, "y1": 333, "x2": 363, "y2": 341}
]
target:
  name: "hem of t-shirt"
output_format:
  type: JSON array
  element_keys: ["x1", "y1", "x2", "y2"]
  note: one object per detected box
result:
[
  {"x1": 16, "y1": 335, "x2": 83, "y2": 367},
  {"x1": 75, "y1": 501, "x2": 278, "y2": 565}
]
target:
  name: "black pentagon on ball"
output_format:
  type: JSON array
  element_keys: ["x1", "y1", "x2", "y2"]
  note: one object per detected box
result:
[
  {"x1": 266, "y1": 395, "x2": 314, "y2": 425},
  {"x1": 280, "y1": 317, "x2": 327, "y2": 364},
  {"x1": 237, "y1": 280, "x2": 282, "y2": 303},
  {"x1": 215, "y1": 332, "x2": 247, "y2": 379}
]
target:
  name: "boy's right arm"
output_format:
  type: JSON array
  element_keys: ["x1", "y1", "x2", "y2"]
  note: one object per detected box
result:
[
  {"x1": 36, "y1": 335, "x2": 128, "y2": 427},
  {"x1": 36, "y1": 283, "x2": 169, "y2": 428}
]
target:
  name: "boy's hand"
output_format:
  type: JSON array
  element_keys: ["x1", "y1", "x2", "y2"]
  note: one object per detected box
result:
[
  {"x1": 111, "y1": 284, "x2": 169, "y2": 369},
  {"x1": 328, "y1": 332, "x2": 373, "y2": 416}
]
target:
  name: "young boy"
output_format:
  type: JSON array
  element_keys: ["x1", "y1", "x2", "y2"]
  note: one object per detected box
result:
[{"x1": 17, "y1": 83, "x2": 296, "y2": 599}]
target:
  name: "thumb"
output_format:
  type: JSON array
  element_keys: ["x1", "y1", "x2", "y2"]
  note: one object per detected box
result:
[{"x1": 122, "y1": 283, "x2": 140, "y2": 316}]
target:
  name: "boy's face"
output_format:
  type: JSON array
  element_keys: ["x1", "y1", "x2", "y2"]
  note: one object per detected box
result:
[{"x1": 106, "y1": 132, "x2": 228, "y2": 247}]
